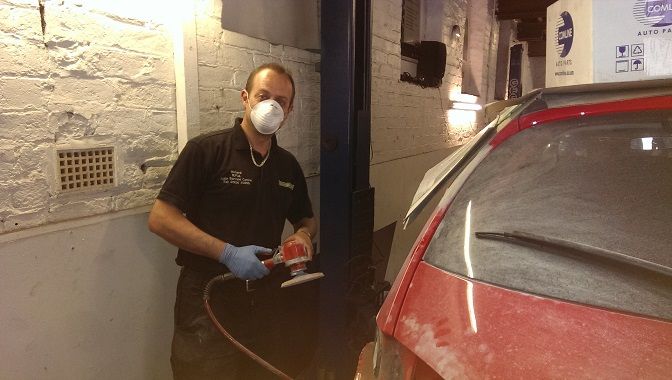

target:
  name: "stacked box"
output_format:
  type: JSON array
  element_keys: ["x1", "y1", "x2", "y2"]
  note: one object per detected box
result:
[{"x1": 546, "y1": 0, "x2": 672, "y2": 86}]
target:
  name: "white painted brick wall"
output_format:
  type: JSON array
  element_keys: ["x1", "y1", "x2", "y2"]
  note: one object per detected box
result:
[
  {"x1": 195, "y1": 0, "x2": 321, "y2": 176},
  {"x1": 486, "y1": 17, "x2": 500, "y2": 101},
  {"x1": 371, "y1": 0, "x2": 474, "y2": 165},
  {"x1": 464, "y1": 0, "x2": 499, "y2": 101},
  {"x1": 0, "y1": 0, "x2": 177, "y2": 232},
  {"x1": 0, "y1": 0, "x2": 494, "y2": 234}
]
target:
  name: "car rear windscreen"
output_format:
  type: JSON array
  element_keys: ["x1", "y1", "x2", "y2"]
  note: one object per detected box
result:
[{"x1": 424, "y1": 109, "x2": 672, "y2": 320}]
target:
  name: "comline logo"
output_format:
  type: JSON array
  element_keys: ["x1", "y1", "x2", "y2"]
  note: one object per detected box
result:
[
  {"x1": 633, "y1": 0, "x2": 672, "y2": 27},
  {"x1": 555, "y1": 11, "x2": 574, "y2": 58}
]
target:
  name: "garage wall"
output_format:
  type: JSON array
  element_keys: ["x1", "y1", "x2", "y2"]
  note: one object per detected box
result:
[
  {"x1": 369, "y1": 0, "x2": 499, "y2": 280},
  {"x1": 0, "y1": 0, "x2": 321, "y2": 235},
  {"x1": 463, "y1": 0, "x2": 500, "y2": 101},
  {"x1": 0, "y1": 1, "x2": 181, "y2": 378},
  {"x1": 524, "y1": 55, "x2": 546, "y2": 92},
  {"x1": 0, "y1": 0, "x2": 177, "y2": 234},
  {"x1": 0, "y1": 212, "x2": 178, "y2": 379},
  {"x1": 370, "y1": 0, "x2": 470, "y2": 167}
]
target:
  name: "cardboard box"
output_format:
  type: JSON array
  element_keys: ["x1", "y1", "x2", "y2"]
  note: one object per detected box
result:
[{"x1": 546, "y1": 0, "x2": 672, "y2": 86}]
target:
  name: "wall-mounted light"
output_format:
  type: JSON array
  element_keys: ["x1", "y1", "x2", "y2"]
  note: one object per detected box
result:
[
  {"x1": 451, "y1": 102, "x2": 482, "y2": 111},
  {"x1": 446, "y1": 87, "x2": 481, "y2": 133},
  {"x1": 447, "y1": 109, "x2": 477, "y2": 131},
  {"x1": 449, "y1": 92, "x2": 482, "y2": 110},
  {"x1": 450, "y1": 92, "x2": 478, "y2": 104}
]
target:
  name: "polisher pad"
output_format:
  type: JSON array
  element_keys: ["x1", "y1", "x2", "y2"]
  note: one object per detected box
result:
[{"x1": 280, "y1": 272, "x2": 325, "y2": 288}]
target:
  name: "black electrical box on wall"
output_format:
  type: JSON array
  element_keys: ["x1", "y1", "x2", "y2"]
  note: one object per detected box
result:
[{"x1": 417, "y1": 41, "x2": 447, "y2": 87}]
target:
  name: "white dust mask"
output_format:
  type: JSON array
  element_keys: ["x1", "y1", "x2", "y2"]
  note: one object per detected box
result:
[{"x1": 250, "y1": 99, "x2": 285, "y2": 135}]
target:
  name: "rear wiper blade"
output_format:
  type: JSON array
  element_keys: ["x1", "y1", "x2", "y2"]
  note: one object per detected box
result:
[{"x1": 475, "y1": 230, "x2": 672, "y2": 279}]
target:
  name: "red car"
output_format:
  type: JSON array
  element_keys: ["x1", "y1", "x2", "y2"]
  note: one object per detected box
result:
[{"x1": 356, "y1": 80, "x2": 672, "y2": 379}]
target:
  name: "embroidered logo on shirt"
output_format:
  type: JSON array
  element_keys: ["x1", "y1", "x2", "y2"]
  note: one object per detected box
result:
[
  {"x1": 221, "y1": 170, "x2": 252, "y2": 185},
  {"x1": 278, "y1": 180, "x2": 294, "y2": 190}
]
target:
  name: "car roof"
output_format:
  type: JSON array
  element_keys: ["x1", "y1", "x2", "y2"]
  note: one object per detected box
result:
[
  {"x1": 540, "y1": 78, "x2": 672, "y2": 110},
  {"x1": 486, "y1": 78, "x2": 672, "y2": 122}
]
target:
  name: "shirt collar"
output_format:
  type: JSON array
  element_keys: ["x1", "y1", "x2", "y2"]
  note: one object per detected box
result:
[{"x1": 233, "y1": 117, "x2": 278, "y2": 151}]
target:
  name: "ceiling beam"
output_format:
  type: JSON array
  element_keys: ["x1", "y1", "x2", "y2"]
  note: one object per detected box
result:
[
  {"x1": 496, "y1": 0, "x2": 556, "y2": 20},
  {"x1": 516, "y1": 20, "x2": 546, "y2": 41}
]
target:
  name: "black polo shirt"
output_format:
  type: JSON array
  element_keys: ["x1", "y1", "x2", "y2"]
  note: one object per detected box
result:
[{"x1": 157, "y1": 118, "x2": 314, "y2": 273}]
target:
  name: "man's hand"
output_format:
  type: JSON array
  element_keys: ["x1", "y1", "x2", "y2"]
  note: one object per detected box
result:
[
  {"x1": 218, "y1": 244, "x2": 272, "y2": 280},
  {"x1": 283, "y1": 230, "x2": 313, "y2": 259}
]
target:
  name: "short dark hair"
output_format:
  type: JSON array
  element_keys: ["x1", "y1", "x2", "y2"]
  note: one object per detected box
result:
[{"x1": 245, "y1": 63, "x2": 296, "y2": 106}]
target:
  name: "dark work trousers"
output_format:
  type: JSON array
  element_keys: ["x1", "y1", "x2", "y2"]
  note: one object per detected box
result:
[{"x1": 171, "y1": 266, "x2": 319, "y2": 380}]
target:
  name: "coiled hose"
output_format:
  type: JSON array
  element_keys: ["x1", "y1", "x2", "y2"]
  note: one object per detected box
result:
[{"x1": 203, "y1": 273, "x2": 292, "y2": 380}]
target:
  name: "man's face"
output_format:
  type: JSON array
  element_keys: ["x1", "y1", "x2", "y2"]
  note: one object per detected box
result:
[{"x1": 242, "y1": 69, "x2": 294, "y2": 129}]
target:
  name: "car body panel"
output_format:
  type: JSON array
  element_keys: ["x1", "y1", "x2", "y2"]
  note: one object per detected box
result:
[
  {"x1": 361, "y1": 82, "x2": 672, "y2": 379},
  {"x1": 395, "y1": 262, "x2": 672, "y2": 379},
  {"x1": 376, "y1": 206, "x2": 448, "y2": 335},
  {"x1": 378, "y1": 145, "x2": 495, "y2": 336}
]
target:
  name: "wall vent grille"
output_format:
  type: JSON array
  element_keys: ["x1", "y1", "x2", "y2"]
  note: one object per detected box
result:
[{"x1": 57, "y1": 147, "x2": 115, "y2": 192}]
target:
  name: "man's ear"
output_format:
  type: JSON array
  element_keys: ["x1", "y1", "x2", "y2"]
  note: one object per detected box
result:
[{"x1": 241, "y1": 89, "x2": 249, "y2": 106}]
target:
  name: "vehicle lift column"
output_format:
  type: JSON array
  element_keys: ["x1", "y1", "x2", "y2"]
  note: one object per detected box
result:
[{"x1": 319, "y1": 0, "x2": 373, "y2": 378}]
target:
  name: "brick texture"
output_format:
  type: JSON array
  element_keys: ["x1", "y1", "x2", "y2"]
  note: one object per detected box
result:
[
  {"x1": 370, "y1": 0, "x2": 486, "y2": 165},
  {"x1": 0, "y1": 0, "x2": 177, "y2": 232}
]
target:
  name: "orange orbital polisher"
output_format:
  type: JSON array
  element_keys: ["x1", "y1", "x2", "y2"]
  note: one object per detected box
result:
[{"x1": 262, "y1": 240, "x2": 325, "y2": 287}]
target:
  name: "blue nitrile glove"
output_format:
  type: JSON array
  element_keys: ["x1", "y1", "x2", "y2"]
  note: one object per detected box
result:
[{"x1": 218, "y1": 244, "x2": 272, "y2": 280}]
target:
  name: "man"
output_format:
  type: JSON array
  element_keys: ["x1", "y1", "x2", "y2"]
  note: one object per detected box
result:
[{"x1": 148, "y1": 63, "x2": 318, "y2": 379}]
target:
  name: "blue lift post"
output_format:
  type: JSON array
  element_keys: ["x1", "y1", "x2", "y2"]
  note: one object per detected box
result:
[{"x1": 319, "y1": 0, "x2": 373, "y2": 378}]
